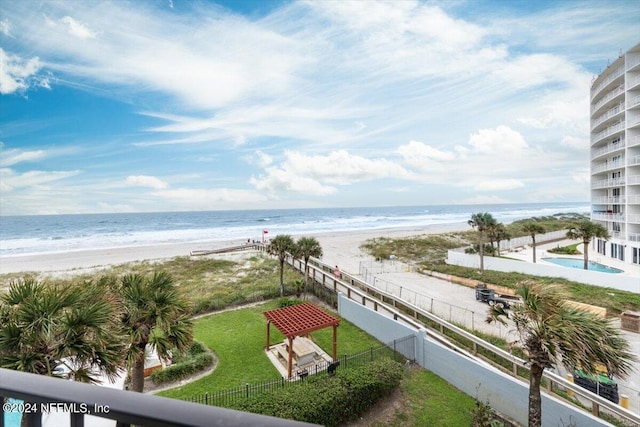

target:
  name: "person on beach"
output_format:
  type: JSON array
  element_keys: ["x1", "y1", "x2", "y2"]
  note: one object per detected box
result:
[{"x1": 333, "y1": 265, "x2": 340, "y2": 279}]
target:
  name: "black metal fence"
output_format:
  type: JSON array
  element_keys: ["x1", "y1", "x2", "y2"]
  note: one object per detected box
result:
[{"x1": 184, "y1": 334, "x2": 415, "y2": 408}]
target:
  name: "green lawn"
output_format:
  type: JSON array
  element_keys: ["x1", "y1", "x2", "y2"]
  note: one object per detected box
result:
[
  {"x1": 405, "y1": 369, "x2": 475, "y2": 426},
  {"x1": 159, "y1": 300, "x2": 385, "y2": 399},
  {"x1": 158, "y1": 301, "x2": 481, "y2": 426}
]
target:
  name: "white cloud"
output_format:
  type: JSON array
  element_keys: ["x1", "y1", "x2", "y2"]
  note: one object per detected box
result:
[
  {"x1": 255, "y1": 150, "x2": 273, "y2": 167},
  {"x1": 560, "y1": 135, "x2": 587, "y2": 150},
  {"x1": 152, "y1": 187, "x2": 269, "y2": 209},
  {"x1": 0, "y1": 148, "x2": 47, "y2": 167},
  {"x1": 471, "y1": 179, "x2": 525, "y2": 192},
  {"x1": 467, "y1": 125, "x2": 528, "y2": 154},
  {"x1": 59, "y1": 16, "x2": 98, "y2": 39},
  {"x1": 125, "y1": 175, "x2": 168, "y2": 189},
  {"x1": 0, "y1": 168, "x2": 81, "y2": 191},
  {"x1": 1, "y1": 0, "x2": 636, "y2": 214},
  {"x1": 250, "y1": 149, "x2": 413, "y2": 196},
  {"x1": 0, "y1": 48, "x2": 43, "y2": 94},
  {"x1": 0, "y1": 19, "x2": 12, "y2": 36}
]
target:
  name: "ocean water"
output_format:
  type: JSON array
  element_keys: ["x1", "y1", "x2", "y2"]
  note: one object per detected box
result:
[{"x1": 0, "y1": 202, "x2": 589, "y2": 257}]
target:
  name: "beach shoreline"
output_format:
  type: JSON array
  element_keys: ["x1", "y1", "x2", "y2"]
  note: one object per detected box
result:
[{"x1": 0, "y1": 222, "x2": 469, "y2": 276}]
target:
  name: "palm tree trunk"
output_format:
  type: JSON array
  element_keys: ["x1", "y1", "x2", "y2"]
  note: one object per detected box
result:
[
  {"x1": 528, "y1": 364, "x2": 544, "y2": 427},
  {"x1": 479, "y1": 232, "x2": 485, "y2": 273},
  {"x1": 279, "y1": 260, "x2": 285, "y2": 297},
  {"x1": 532, "y1": 235, "x2": 537, "y2": 263},
  {"x1": 130, "y1": 350, "x2": 146, "y2": 392},
  {"x1": 303, "y1": 260, "x2": 309, "y2": 301},
  {"x1": 583, "y1": 238, "x2": 589, "y2": 270}
]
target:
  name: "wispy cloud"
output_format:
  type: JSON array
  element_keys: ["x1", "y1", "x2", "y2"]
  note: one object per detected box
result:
[
  {"x1": 0, "y1": 147, "x2": 47, "y2": 167},
  {"x1": 0, "y1": 0, "x2": 636, "y2": 214},
  {"x1": 125, "y1": 175, "x2": 168, "y2": 189},
  {"x1": 0, "y1": 48, "x2": 44, "y2": 94}
]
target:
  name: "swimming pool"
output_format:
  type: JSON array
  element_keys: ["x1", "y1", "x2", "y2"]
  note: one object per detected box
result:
[{"x1": 542, "y1": 257, "x2": 623, "y2": 274}]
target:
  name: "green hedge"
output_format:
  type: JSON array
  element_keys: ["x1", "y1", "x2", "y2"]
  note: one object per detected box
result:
[
  {"x1": 230, "y1": 359, "x2": 404, "y2": 427},
  {"x1": 150, "y1": 342, "x2": 215, "y2": 384}
]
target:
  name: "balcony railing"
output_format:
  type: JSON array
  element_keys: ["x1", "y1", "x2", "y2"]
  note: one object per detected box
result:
[
  {"x1": 628, "y1": 214, "x2": 640, "y2": 223},
  {"x1": 591, "y1": 177, "x2": 625, "y2": 189},
  {"x1": 630, "y1": 233, "x2": 640, "y2": 242},
  {"x1": 629, "y1": 175, "x2": 640, "y2": 185},
  {"x1": 591, "y1": 159, "x2": 625, "y2": 174},
  {"x1": 0, "y1": 368, "x2": 318, "y2": 427},
  {"x1": 591, "y1": 102, "x2": 624, "y2": 131},
  {"x1": 591, "y1": 65, "x2": 624, "y2": 100},
  {"x1": 627, "y1": 54, "x2": 640, "y2": 70},
  {"x1": 591, "y1": 122, "x2": 624, "y2": 145},
  {"x1": 629, "y1": 95, "x2": 640, "y2": 109},
  {"x1": 591, "y1": 196, "x2": 625, "y2": 204},
  {"x1": 591, "y1": 84, "x2": 625, "y2": 115},
  {"x1": 628, "y1": 74, "x2": 640, "y2": 90},
  {"x1": 627, "y1": 195, "x2": 640, "y2": 204},
  {"x1": 628, "y1": 155, "x2": 640, "y2": 167},
  {"x1": 591, "y1": 212, "x2": 625, "y2": 222},
  {"x1": 591, "y1": 139, "x2": 625, "y2": 160},
  {"x1": 629, "y1": 135, "x2": 640, "y2": 148}
]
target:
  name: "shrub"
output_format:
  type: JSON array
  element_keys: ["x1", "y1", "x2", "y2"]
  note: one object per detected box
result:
[
  {"x1": 150, "y1": 342, "x2": 215, "y2": 384},
  {"x1": 548, "y1": 245, "x2": 580, "y2": 255},
  {"x1": 278, "y1": 297, "x2": 303, "y2": 307},
  {"x1": 230, "y1": 359, "x2": 404, "y2": 427}
]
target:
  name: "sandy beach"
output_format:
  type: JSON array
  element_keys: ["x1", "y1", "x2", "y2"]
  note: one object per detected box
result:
[{"x1": 0, "y1": 222, "x2": 469, "y2": 276}]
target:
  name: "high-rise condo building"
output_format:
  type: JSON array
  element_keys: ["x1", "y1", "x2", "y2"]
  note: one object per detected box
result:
[{"x1": 590, "y1": 42, "x2": 640, "y2": 266}]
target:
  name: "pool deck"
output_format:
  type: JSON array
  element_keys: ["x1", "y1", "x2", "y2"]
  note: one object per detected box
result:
[{"x1": 504, "y1": 238, "x2": 640, "y2": 278}]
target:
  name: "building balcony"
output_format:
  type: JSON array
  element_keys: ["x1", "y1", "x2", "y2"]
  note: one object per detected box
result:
[
  {"x1": 628, "y1": 54, "x2": 640, "y2": 71},
  {"x1": 629, "y1": 214, "x2": 640, "y2": 223},
  {"x1": 628, "y1": 74, "x2": 640, "y2": 91},
  {"x1": 590, "y1": 122, "x2": 624, "y2": 145},
  {"x1": 628, "y1": 195, "x2": 640, "y2": 204},
  {"x1": 0, "y1": 368, "x2": 316, "y2": 427},
  {"x1": 628, "y1": 115, "x2": 640, "y2": 129},
  {"x1": 591, "y1": 65, "x2": 624, "y2": 100},
  {"x1": 591, "y1": 212, "x2": 625, "y2": 222},
  {"x1": 629, "y1": 135, "x2": 640, "y2": 148},
  {"x1": 591, "y1": 159, "x2": 624, "y2": 174},
  {"x1": 628, "y1": 155, "x2": 640, "y2": 167},
  {"x1": 591, "y1": 102, "x2": 625, "y2": 132},
  {"x1": 591, "y1": 139, "x2": 625, "y2": 160},
  {"x1": 629, "y1": 94, "x2": 640, "y2": 109},
  {"x1": 591, "y1": 177, "x2": 625, "y2": 189},
  {"x1": 630, "y1": 233, "x2": 640, "y2": 242},
  {"x1": 590, "y1": 85, "x2": 625, "y2": 116},
  {"x1": 629, "y1": 175, "x2": 640, "y2": 185},
  {"x1": 591, "y1": 196, "x2": 625, "y2": 204}
]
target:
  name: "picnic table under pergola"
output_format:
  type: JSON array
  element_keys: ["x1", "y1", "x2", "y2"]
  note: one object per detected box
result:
[{"x1": 264, "y1": 302, "x2": 340, "y2": 378}]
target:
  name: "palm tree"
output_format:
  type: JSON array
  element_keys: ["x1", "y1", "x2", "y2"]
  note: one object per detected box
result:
[
  {"x1": 487, "y1": 281, "x2": 635, "y2": 427},
  {"x1": 294, "y1": 237, "x2": 323, "y2": 300},
  {"x1": 468, "y1": 212, "x2": 497, "y2": 273},
  {"x1": 522, "y1": 222, "x2": 545, "y2": 263},
  {"x1": 119, "y1": 272, "x2": 193, "y2": 392},
  {"x1": 487, "y1": 222, "x2": 510, "y2": 256},
  {"x1": 0, "y1": 278, "x2": 124, "y2": 381},
  {"x1": 0, "y1": 278, "x2": 125, "y2": 427},
  {"x1": 566, "y1": 220, "x2": 610, "y2": 270},
  {"x1": 267, "y1": 234, "x2": 295, "y2": 297}
]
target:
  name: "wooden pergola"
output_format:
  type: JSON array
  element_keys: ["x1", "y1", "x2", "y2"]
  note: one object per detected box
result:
[{"x1": 264, "y1": 302, "x2": 340, "y2": 378}]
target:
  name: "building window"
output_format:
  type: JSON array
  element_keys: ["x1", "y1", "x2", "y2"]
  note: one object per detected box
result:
[
  {"x1": 633, "y1": 248, "x2": 640, "y2": 265},
  {"x1": 597, "y1": 239, "x2": 606, "y2": 255},
  {"x1": 610, "y1": 243, "x2": 624, "y2": 261}
]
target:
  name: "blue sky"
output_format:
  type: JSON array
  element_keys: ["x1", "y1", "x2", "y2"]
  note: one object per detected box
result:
[{"x1": 1, "y1": 0, "x2": 639, "y2": 215}]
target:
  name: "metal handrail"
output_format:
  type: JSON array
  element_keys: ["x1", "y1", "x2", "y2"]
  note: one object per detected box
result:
[
  {"x1": 290, "y1": 256, "x2": 640, "y2": 425},
  {"x1": 0, "y1": 368, "x2": 319, "y2": 427}
]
